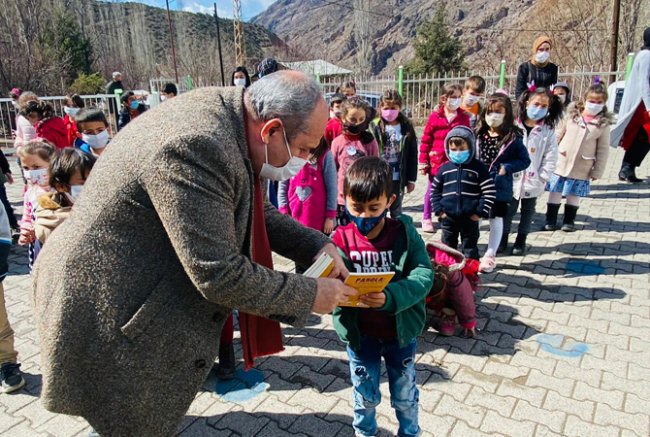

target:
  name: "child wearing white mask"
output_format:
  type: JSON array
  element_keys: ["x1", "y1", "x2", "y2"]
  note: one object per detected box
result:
[
  {"x1": 63, "y1": 94, "x2": 85, "y2": 147},
  {"x1": 418, "y1": 83, "x2": 470, "y2": 233},
  {"x1": 35, "y1": 149, "x2": 96, "y2": 245},
  {"x1": 74, "y1": 108, "x2": 111, "y2": 158},
  {"x1": 545, "y1": 83, "x2": 613, "y2": 232},
  {"x1": 17, "y1": 141, "x2": 56, "y2": 268}
]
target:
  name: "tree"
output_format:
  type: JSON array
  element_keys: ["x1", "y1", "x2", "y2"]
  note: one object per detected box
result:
[
  {"x1": 406, "y1": 3, "x2": 465, "y2": 75},
  {"x1": 69, "y1": 72, "x2": 105, "y2": 95}
]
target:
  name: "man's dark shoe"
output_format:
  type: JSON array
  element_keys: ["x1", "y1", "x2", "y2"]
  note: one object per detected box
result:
[{"x1": 0, "y1": 362, "x2": 25, "y2": 393}]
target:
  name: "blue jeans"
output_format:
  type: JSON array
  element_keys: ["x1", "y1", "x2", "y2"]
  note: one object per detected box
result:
[{"x1": 346, "y1": 336, "x2": 420, "y2": 437}]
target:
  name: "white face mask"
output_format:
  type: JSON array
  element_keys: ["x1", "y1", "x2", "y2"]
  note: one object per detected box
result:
[
  {"x1": 485, "y1": 113, "x2": 505, "y2": 128},
  {"x1": 24, "y1": 168, "x2": 48, "y2": 186},
  {"x1": 234, "y1": 78, "x2": 247, "y2": 87},
  {"x1": 82, "y1": 130, "x2": 110, "y2": 150},
  {"x1": 535, "y1": 51, "x2": 551, "y2": 63},
  {"x1": 69, "y1": 185, "x2": 84, "y2": 202},
  {"x1": 447, "y1": 97, "x2": 462, "y2": 111},
  {"x1": 64, "y1": 106, "x2": 80, "y2": 117},
  {"x1": 584, "y1": 102, "x2": 604, "y2": 116},
  {"x1": 556, "y1": 94, "x2": 567, "y2": 104},
  {"x1": 259, "y1": 124, "x2": 308, "y2": 181},
  {"x1": 464, "y1": 94, "x2": 480, "y2": 106}
]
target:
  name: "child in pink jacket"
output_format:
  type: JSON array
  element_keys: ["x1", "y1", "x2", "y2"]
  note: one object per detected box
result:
[{"x1": 419, "y1": 84, "x2": 471, "y2": 232}]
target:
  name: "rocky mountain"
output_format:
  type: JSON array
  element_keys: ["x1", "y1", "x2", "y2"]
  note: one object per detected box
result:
[{"x1": 252, "y1": 0, "x2": 647, "y2": 77}]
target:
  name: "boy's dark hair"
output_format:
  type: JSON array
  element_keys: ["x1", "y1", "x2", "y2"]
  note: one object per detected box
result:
[
  {"x1": 516, "y1": 87, "x2": 564, "y2": 129},
  {"x1": 465, "y1": 76, "x2": 486, "y2": 94},
  {"x1": 65, "y1": 94, "x2": 85, "y2": 108},
  {"x1": 75, "y1": 107, "x2": 108, "y2": 129},
  {"x1": 329, "y1": 93, "x2": 345, "y2": 107},
  {"x1": 19, "y1": 100, "x2": 55, "y2": 119},
  {"x1": 162, "y1": 83, "x2": 178, "y2": 96},
  {"x1": 49, "y1": 148, "x2": 96, "y2": 187},
  {"x1": 121, "y1": 91, "x2": 135, "y2": 104},
  {"x1": 476, "y1": 93, "x2": 522, "y2": 138},
  {"x1": 344, "y1": 156, "x2": 393, "y2": 202}
]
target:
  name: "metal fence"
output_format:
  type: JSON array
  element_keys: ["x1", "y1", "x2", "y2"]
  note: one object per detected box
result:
[
  {"x1": 319, "y1": 65, "x2": 627, "y2": 124},
  {"x1": 0, "y1": 94, "x2": 120, "y2": 147}
]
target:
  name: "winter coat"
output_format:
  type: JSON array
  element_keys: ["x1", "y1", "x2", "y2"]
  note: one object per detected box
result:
[
  {"x1": 554, "y1": 104, "x2": 613, "y2": 180},
  {"x1": 34, "y1": 192, "x2": 72, "y2": 244},
  {"x1": 418, "y1": 108, "x2": 471, "y2": 176},
  {"x1": 117, "y1": 104, "x2": 147, "y2": 131},
  {"x1": 331, "y1": 134, "x2": 379, "y2": 204},
  {"x1": 32, "y1": 87, "x2": 330, "y2": 437},
  {"x1": 610, "y1": 50, "x2": 650, "y2": 148},
  {"x1": 430, "y1": 139, "x2": 496, "y2": 219},
  {"x1": 14, "y1": 115, "x2": 36, "y2": 150},
  {"x1": 512, "y1": 121, "x2": 558, "y2": 199},
  {"x1": 63, "y1": 114, "x2": 79, "y2": 148},
  {"x1": 324, "y1": 117, "x2": 343, "y2": 147},
  {"x1": 477, "y1": 132, "x2": 531, "y2": 202},
  {"x1": 36, "y1": 117, "x2": 68, "y2": 149},
  {"x1": 332, "y1": 215, "x2": 434, "y2": 350},
  {"x1": 515, "y1": 61, "x2": 559, "y2": 98},
  {"x1": 370, "y1": 118, "x2": 419, "y2": 191}
]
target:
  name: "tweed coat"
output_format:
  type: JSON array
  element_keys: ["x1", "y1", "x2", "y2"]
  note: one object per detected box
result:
[{"x1": 32, "y1": 87, "x2": 329, "y2": 436}]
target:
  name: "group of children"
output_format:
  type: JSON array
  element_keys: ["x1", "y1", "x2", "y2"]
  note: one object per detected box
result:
[{"x1": 1, "y1": 76, "x2": 613, "y2": 437}]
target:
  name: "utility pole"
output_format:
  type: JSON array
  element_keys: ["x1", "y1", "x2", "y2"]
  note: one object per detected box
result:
[
  {"x1": 233, "y1": 0, "x2": 245, "y2": 66},
  {"x1": 214, "y1": 3, "x2": 226, "y2": 86},
  {"x1": 609, "y1": 0, "x2": 621, "y2": 83},
  {"x1": 166, "y1": 0, "x2": 180, "y2": 84}
]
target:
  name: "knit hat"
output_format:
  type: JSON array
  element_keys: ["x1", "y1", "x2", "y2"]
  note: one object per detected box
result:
[
  {"x1": 9, "y1": 88, "x2": 22, "y2": 98},
  {"x1": 643, "y1": 27, "x2": 650, "y2": 50},
  {"x1": 532, "y1": 35, "x2": 552, "y2": 56},
  {"x1": 444, "y1": 125, "x2": 476, "y2": 161},
  {"x1": 257, "y1": 58, "x2": 278, "y2": 78}
]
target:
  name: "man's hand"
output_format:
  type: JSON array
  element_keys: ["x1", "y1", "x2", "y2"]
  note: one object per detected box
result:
[
  {"x1": 316, "y1": 242, "x2": 349, "y2": 279},
  {"x1": 359, "y1": 292, "x2": 386, "y2": 308},
  {"x1": 5, "y1": 173, "x2": 13, "y2": 184},
  {"x1": 312, "y1": 278, "x2": 357, "y2": 314},
  {"x1": 470, "y1": 214, "x2": 480, "y2": 221},
  {"x1": 406, "y1": 182, "x2": 416, "y2": 193},
  {"x1": 323, "y1": 218, "x2": 335, "y2": 235}
]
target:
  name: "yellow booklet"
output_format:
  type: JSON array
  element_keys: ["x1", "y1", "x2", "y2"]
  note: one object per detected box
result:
[
  {"x1": 339, "y1": 272, "x2": 395, "y2": 308},
  {"x1": 302, "y1": 253, "x2": 335, "y2": 278}
]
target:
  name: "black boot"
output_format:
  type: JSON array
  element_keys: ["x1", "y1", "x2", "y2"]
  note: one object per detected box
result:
[
  {"x1": 619, "y1": 162, "x2": 643, "y2": 183},
  {"x1": 215, "y1": 342, "x2": 236, "y2": 380},
  {"x1": 561, "y1": 204, "x2": 579, "y2": 232},
  {"x1": 497, "y1": 233, "x2": 508, "y2": 254},
  {"x1": 511, "y1": 234, "x2": 527, "y2": 256},
  {"x1": 544, "y1": 203, "x2": 560, "y2": 231}
]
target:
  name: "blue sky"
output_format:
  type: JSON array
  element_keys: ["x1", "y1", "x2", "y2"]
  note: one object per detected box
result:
[{"x1": 107, "y1": 0, "x2": 276, "y2": 21}]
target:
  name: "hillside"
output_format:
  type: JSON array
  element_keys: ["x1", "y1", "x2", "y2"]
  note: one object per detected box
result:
[
  {"x1": 1, "y1": 0, "x2": 288, "y2": 93},
  {"x1": 253, "y1": 0, "x2": 648, "y2": 76}
]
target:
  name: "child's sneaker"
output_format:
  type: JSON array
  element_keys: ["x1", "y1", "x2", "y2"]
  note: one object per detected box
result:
[
  {"x1": 479, "y1": 255, "x2": 496, "y2": 273},
  {"x1": 0, "y1": 362, "x2": 25, "y2": 393},
  {"x1": 421, "y1": 219, "x2": 435, "y2": 233},
  {"x1": 437, "y1": 309, "x2": 456, "y2": 336}
]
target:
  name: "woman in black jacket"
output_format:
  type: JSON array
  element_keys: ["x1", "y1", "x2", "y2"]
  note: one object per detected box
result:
[{"x1": 515, "y1": 35, "x2": 559, "y2": 98}]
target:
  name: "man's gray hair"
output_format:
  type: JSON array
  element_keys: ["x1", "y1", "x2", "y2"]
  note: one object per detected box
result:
[{"x1": 246, "y1": 71, "x2": 324, "y2": 140}]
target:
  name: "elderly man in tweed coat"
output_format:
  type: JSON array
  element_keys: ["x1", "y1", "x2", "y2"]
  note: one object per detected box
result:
[{"x1": 32, "y1": 71, "x2": 355, "y2": 436}]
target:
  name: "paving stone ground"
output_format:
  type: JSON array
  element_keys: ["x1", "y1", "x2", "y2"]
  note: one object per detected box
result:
[{"x1": 0, "y1": 147, "x2": 648, "y2": 437}]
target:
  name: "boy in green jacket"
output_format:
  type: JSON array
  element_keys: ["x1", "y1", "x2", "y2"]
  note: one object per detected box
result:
[{"x1": 331, "y1": 156, "x2": 433, "y2": 437}]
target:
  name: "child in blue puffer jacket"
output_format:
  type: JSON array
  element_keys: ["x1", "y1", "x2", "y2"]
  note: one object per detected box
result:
[{"x1": 475, "y1": 92, "x2": 531, "y2": 273}]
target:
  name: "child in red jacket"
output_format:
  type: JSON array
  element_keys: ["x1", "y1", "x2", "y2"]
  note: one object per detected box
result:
[
  {"x1": 418, "y1": 84, "x2": 471, "y2": 233},
  {"x1": 19, "y1": 101, "x2": 68, "y2": 149},
  {"x1": 324, "y1": 93, "x2": 345, "y2": 147}
]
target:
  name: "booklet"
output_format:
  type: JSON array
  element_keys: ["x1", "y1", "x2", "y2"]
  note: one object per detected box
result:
[
  {"x1": 302, "y1": 253, "x2": 335, "y2": 278},
  {"x1": 339, "y1": 272, "x2": 395, "y2": 308}
]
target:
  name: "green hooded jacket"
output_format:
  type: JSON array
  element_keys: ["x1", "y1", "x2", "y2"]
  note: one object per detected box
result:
[{"x1": 332, "y1": 215, "x2": 434, "y2": 350}]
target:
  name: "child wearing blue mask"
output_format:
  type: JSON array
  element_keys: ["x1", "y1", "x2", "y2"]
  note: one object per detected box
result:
[
  {"x1": 330, "y1": 156, "x2": 433, "y2": 437},
  {"x1": 431, "y1": 126, "x2": 496, "y2": 260},
  {"x1": 117, "y1": 91, "x2": 147, "y2": 131}
]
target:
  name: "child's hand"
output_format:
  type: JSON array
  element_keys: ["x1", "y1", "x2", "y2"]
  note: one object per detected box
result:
[
  {"x1": 470, "y1": 214, "x2": 480, "y2": 221},
  {"x1": 406, "y1": 182, "x2": 416, "y2": 193},
  {"x1": 438, "y1": 212, "x2": 447, "y2": 220},
  {"x1": 498, "y1": 165, "x2": 507, "y2": 176},
  {"x1": 418, "y1": 163, "x2": 429, "y2": 175},
  {"x1": 323, "y1": 218, "x2": 335, "y2": 235},
  {"x1": 359, "y1": 292, "x2": 386, "y2": 308},
  {"x1": 18, "y1": 227, "x2": 35, "y2": 245}
]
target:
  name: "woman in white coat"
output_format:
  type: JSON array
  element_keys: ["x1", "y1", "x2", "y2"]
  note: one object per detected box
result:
[
  {"x1": 611, "y1": 27, "x2": 650, "y2": 183},
  {"x1": 502, "y1": 87, "x2": 561, "y2": 255}
]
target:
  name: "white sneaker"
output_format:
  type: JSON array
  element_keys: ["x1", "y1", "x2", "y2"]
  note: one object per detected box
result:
[{"x1": 479, "y1": 255, "x2": 497, "y2": 273}]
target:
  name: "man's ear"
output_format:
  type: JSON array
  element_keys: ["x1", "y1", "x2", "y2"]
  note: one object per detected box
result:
[{"x1": 259, "y1": 118, "x2": 283, "y2": 144}]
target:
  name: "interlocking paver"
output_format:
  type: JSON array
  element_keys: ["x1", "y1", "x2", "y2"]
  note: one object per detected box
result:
[{"x1": 0, "y1": 147, "x2": 647, "y2": 436}]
